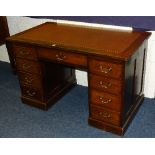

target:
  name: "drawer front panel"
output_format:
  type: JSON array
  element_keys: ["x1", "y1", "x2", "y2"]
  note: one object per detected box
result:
[
  {"x1": 21, "y1": 86, "x2": 43, "y2": 101},
  {"x1": 89, "y1": 74, "x2": 122, "y2": 95},
  {"x1": 90, "y1": 89, "x2": 122, "y2": 112},
  {"x1": 16, "y1": 58, "x2": 41, "y2": 74},
  {"x1": 89, "y1": 59, "x2": 123, "y2": 79},
  {"x1": 90, "y1": 105, "x2": 121, "y2": 126},
  {"x1": 37, "y1": 48, "x2": 87, "y2": 67},
  {"x1": 18, "y1": 72, "x2": 42, "y2": 89},
  {"x1": 13, "y1": 45, "x2": 37, "y2": 60}
]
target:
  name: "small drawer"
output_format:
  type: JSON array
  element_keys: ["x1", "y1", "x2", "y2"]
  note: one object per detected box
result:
[
  {"x1": 37, "y1": 48, "x2": 87, "y2": 67},
  {"x1": 90, "y1": 89, "x2": 122, "y2": 112},
  {"x1": 89, "y1": 74, "x2": 122, "y2": 95},
  {"x1": 13, "y1": 44, "x2": 37, "y2": 60},
  {"x1": 90, "y1": 105, "x2": 121, "y2": 126},
  {"x1": 18, "y1": 72, "x2": 42, "y2": 89},
  {"x1": 21, "y1": 86, "x2": 43, "y2": 101},
  {"x1": 16, "y1": 58, "x2": 41, "y2": 74},
  {"x1": 89, "y1": 58, "x2": 123, "y2": 79}
]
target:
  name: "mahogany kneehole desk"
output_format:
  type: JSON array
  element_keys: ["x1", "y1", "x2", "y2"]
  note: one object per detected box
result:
[{"x1": 6, "y1": 22, "x2": 151, "y2": 135}]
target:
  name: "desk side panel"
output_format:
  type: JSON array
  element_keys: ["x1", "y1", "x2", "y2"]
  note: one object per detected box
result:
[{"x1": 124, "y1": 40, "x2": 148, "y2": 119}]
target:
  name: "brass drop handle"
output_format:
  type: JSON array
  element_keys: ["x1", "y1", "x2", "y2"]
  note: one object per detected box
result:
[
  {"x1": 99, "y1": 111, "x2": 111, "y2": 118},
  {"x1": 22, "y1": 63, "x2": 32, "y2": 70},
  {"x1": 20, "y1": 51, "x2": 30, "y2": 55},
  {"x1": 24, "y1": 77, "x2": 34, "y2": 84},
  {"x1": 56, "y1": 52, "x2": 66, "y2": 61},
  {"x1": 99, "y1": 65, "x2": 112, "y2": 74},
  {"x1": 99, "y1": 96, "x2": 112, "y2": 104},
  {"x1": 26, "y1": 90, "x2": 36, "y2": 97},
  {"x1": 99, "y1": 81, "x2": 112, "y2": 89}
]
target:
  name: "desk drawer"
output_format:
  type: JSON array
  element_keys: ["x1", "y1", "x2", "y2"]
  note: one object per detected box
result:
[
  {"x1": 18, "y1": 72, "x2": 42, "y2": 89},
  {"x1": 13, "y1": 44, "x2": 37, "y2": 60},
  {"x1": 89, "y1": 59, "x2": 123, "y2": 79},
  {"x1": 16, "y1": 58, "x2": 41, "y2": 74},
  {"x1": 21, "y1": 86, "x2": 43, "y2": 101},
  {"x1": 37, "y1": 48, "x2": 87, "y2": 67},
  {"x1": 90, "y1": 105, "x2": 121, "y2": 126},
  {"x1": 89, "y1": 74, "x2": 122, "y2": 95},
  {"x1": 90, "y1": 89, "x2": 122, "y2": 112}
]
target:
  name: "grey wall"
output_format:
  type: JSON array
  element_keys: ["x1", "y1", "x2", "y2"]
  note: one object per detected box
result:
[{"x1": 30, "y1": 16, "x2": 155, "y2": 31}]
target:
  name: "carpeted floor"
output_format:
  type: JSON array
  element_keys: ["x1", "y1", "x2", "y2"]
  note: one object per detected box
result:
[{"x1": 0, "y1": 61, "x2": 155, "y2": 138}]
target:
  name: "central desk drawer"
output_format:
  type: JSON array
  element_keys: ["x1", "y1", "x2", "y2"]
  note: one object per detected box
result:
[{"x1": 37, "y1": 48, "x2": 87, "y2": 67}]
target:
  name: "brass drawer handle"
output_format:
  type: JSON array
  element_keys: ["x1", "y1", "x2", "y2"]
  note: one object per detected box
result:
[
  {"x1": 24, "y1": 77, "x2": 34, "y2": 85},
  {"x1": 99, "y1": 81, "x2": 112, "y2": 89},
  {"x1": 99, "y1": 65, "x2": 112, "y2": 74},
  {"x1": 22, "y1": 64, "x2": 32, "y2": 70},
  {"x1": 99, "y1": 96, "x2": 112, "y2": 104},
  {"x1": 26, "y1": 90, "x2": 36, "y2": 97},
  {"x1": 56, "y1": 52, "x2": 66, "y2": 61},
  {"x1": 20, "y1": 51, "x2": 30, "y2": 55},
  {"x1": 99, "y1": 111, "x2": 111, "y2": 118}
]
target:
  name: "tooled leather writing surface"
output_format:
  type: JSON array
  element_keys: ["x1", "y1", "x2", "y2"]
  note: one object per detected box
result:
[{"x1": 8, "y1": 22, "x2": 151, "y2": 61}]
